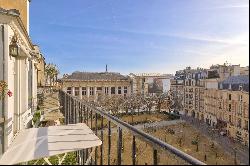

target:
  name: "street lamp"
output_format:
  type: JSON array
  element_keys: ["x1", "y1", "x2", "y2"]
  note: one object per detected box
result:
[{"x1": 9, "y1": 35, "x2": 19, "y2": 57}]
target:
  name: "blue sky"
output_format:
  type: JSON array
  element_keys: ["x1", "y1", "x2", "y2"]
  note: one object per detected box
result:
[{"x1": 29, "y1": 0, "x2": 249, "y2": 75}]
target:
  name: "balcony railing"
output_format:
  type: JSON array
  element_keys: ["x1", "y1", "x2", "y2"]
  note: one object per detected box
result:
[{"x1": 58, "y1": 91, "x2": 205, "y2": 165}]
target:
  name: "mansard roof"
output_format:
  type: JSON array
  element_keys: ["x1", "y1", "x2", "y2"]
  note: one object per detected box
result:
[
  {"x1": 62, "y1": 72, "x2": 129, "y2": 81},
  {"x1": 220, "y1": 75, "x2": 249, "y2": 92}
]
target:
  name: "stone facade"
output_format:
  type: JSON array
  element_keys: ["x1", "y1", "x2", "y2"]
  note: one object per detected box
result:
[
  {"x1": 61, "y1": 72, "x2": 131, "y2": 102},
  {"x1": 0, "y1": 0, "x2": 30, "y2": 33},
  {"x1": 181, "y1": 65, "x2": 249, "y2": 147},
  {"x1": 129, "y1": 73, "x2": 172, "y2": 95},
  {"x1": 204, "y1": 89, "x2": 249, "y2": 146},
  {"x1": 33, "y1": 45, "x2": 46, "y2": 87},
  {"x1": 0, "y1": 8, "x2": 38, "y2": 155}
]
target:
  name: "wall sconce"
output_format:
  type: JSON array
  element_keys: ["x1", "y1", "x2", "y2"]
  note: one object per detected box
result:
[{"x1": 9, "y1": 35, "x2": 19, "y2": 57}]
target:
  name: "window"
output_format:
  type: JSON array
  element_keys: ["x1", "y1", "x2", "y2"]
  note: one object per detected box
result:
[
  {"x1": 229, "y1": 115, "x2": 232, "y2": 123},
  {"x1": 82, "y1": 87, "x2": 86, "y2": 96},
  {"x1": 118, "y1": 87, "x2": 122, "y2": 94},
  {"x1": 229, "y1": 94, "x2": 231, "y2": 100},
  {"x1": 67, "y1": 87, "x2": 72, "y2": 94},
  {"x1": 75, "y1": 87, "x2": 79, "y2": 96},
  {"x1": 97, "y1": 87, "x2": 102, "y2": 91},
  {"x1": 105, "y1": 87, "x2": 109, "y2": 95},
  {"x1": 238, "y1": 104, "x2": 242, "y2": 115},
  {"x1": 244, "y1": 120, "x2": 248, "y2": 131},
  {"x1": 237, "y1": 118, "x2": 242, "y2": 128},
  {"x1": 90, "y1": 87, "x2": 94, "y2": 95},
  {"x1": 228, "y1": 104, "x2": 231, "y2": 112},
  {"x1": 239, "y1": 85, "x2": 243, "y2": 91},
  {"x1": 124, "y1": 86, "x2": 128, "y2": 94},
  {"x1": 239, "y1": 95, "x2": 242, "y2": 102},
  {"x1": 111, "y1": 87, "x2": 116, "y2": 94}
]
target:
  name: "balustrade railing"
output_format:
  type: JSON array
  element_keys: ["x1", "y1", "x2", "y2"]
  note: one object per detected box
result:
[{"x1": 58, "y1": 90, "x2": 205, "y2": 165}]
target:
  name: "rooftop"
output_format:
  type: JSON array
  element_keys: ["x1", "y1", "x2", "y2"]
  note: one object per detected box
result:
[{"x1": 62, "y1": 71, "x2": 129, "y2": 81}]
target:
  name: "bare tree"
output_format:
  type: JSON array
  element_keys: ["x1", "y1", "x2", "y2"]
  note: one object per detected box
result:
[
  {"x1": 143, "y1": 94, "x2": 155, "y2": 114},
  {"x1": 155, "y1": 92, "x2": 168, "y2": 117}
]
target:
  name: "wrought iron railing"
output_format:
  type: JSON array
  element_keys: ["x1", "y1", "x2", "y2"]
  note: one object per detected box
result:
[{"x1": 58, "y1": 90, "x2": 205, "y2": 165}]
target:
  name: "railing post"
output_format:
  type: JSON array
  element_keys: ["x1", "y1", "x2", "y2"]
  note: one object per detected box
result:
[
  {"x1": 100, "y1": 116, "x2": 104, "y2": 165},
  {"x1": 108, "y1": 121, "x2": 111, "y2": 165},
  {"x1": 64, "y1": 93, "x2": 67, "y2": 124},
  {"x1": 95, "y1": 113, "x2": 98, "y2": 165},
  {"x1": 153, "y1": 149, "x2": 158, "y2": 165},
  {"x1": 86, "y1": 107, "x2": 89, "y2": 126},
  {"x1": 132, "y1": 136, "x2": 136, "y2": 165},
  {"x1": 90, "y1": 109, "x2": 93, "y2": 129},
  {"x1": 117, "y1": 127, "x2": 122, "y2": 165}
]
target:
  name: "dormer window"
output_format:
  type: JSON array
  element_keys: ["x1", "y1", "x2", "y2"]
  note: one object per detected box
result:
[{"x1": 239, "y1": 85, "x2": 243, "y2": 91}]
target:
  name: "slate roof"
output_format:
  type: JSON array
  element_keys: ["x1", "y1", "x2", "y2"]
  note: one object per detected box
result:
[
  {"x1": 220, "y1": 75, "x2": 249, "y2": 92},
  {"x1": 62, "y1": 72, "x2": 129, "y2": 81}
]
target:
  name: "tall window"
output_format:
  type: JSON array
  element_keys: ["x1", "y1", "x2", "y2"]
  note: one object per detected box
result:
[
  {"x1": 118, "y1": 86, "x2": 122, "y2": 94},
  {"x1": 239, "y1": 95, "x2": 242, "y2": 101},
  {"x1": 111, "y1": 87, "x2": 115, "y2": 94},
  {"x1": 90, "y1": 87, "x2": 94, "y2": 95},
  {"x1": 229, "y1": 94, "x2": 231, "y2": 100},
  {"x1": 105, "y1": 87, "x2": 109, "y2": 95},
  {"x1": 67, "y1": 87, "x2": 72, "y2": 94},
  {"x1": 238, "y1": 104, "x2": 242, "y2": 115},
  {"x1": 228, "y1": 104, "x2": 231, "y2": 112},
  {"x1": 28, "y1": 60, "x2": 33, "y2": 109},
  {"x1": 124, "y1": 86, "x2": 127, "y2": 94},
  {"x1": 82, "y1": 87, "x2": 87, "y2": 96},
  {"x1": 237, "y1": 118, "x2": 242, "y2": 128},
  {"x1": 244, "y1": 120, "x2": 248, "y2": 131},
  {"x1": 229, "y1": 115, "x2": 232, "y2": 123},
  {"x1": 75, "y1": 87, "x2": 79, "y2": 96}
]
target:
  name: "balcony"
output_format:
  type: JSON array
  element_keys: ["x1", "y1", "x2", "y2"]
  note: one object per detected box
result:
[{"x1": 58, "y1": 91, "x2": 205, "y2": 165}]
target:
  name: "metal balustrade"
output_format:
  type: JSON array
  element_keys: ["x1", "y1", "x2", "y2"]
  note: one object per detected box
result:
[{"x1": 58, "y1": 90, "x2": 206, "y2": 165}]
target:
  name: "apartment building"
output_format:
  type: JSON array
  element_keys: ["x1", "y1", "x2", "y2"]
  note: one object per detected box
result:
[
  {"x1": 170, "y1": 79, "x2": 184, "y2": 114},
  {"x1": 181, "y1": 64, "x2": 249, "y2": 146},
  {"x1": 129, "y1": 73, "x2": 173, "y2": 96},
  {"x1": 61, "y1": 71, "x2": 131, "y2": 102}
]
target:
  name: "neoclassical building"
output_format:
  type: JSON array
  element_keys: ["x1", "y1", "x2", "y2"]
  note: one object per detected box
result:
[
  {"x1": 61, "y1": 71, "x2": 131, "y2": 102},
  {"x1": 0, "y1": 1, "x2": 39, "y2": 155}
]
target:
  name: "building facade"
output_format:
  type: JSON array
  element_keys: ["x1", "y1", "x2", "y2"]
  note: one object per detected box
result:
[
  {"x1": 181, "y1": 64, "x2": 249, "y2": 146},
  {"x1": 170, "y1": 78, "x2": 184, "y2": 114},
  {"x1": 34, "y1": 45, "x2": 46, "y2": 87},
  {"x1": 129, "y1": 73, "x2": 173, "y2": 96},
  {"x1": 0, "y1": 6, "x2": 39, "y2": 155},
  {"x1": 61, "y1": 72, "x2": 131, "y2": 102},
  {"x1": 0, "y1": 0, "x2": 30, "y2": 33}
]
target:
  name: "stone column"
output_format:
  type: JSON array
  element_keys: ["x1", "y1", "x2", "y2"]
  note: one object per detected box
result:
[
  {"x1": 94, "y1": 87, "x2": 97, "y2": 101},
  {"x1": 108, "y1": 87, "x2": 111, "y2": 97},
  {"x1": 87, "y1": 87, "x2": 90, "y2": 100},
  {"x1": 121, "y1": 86, "x2": 124, "y2": 95},
  {"x1": 102, "y1": 86, "x2": 105, "y2": 96},
  {"x1": 72, "y1": 86, "x2": 75, "y2": 96},
  {"x1": 115, "y1": 86, "x2": 118, "y2": 95},
  {"x1": 79, "y1": 87, "x2": 83, "y2": 99}
]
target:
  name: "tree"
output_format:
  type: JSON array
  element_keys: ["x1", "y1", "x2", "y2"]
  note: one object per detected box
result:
[
  {"x1": 155, "y1": 92, "x2": 168, "y2": 117},
  {"x1": 191, "y1": 134, "x2": 200, "y2": 152},
  {"x1": 143, "y1": 94, "x2": 155, "y2": 114},
  {"x1": 45, "y1": 63, "x2": 59, "y2": 89}
]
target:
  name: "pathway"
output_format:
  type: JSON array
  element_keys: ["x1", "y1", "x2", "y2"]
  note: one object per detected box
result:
[{"x1": 182, "y1": 115, "x2": 249, "y2": 165}]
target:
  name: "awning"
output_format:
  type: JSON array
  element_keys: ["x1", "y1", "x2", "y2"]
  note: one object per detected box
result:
[{"x1": 0, "y1": 123, "x2": 102, "y2": 165}]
